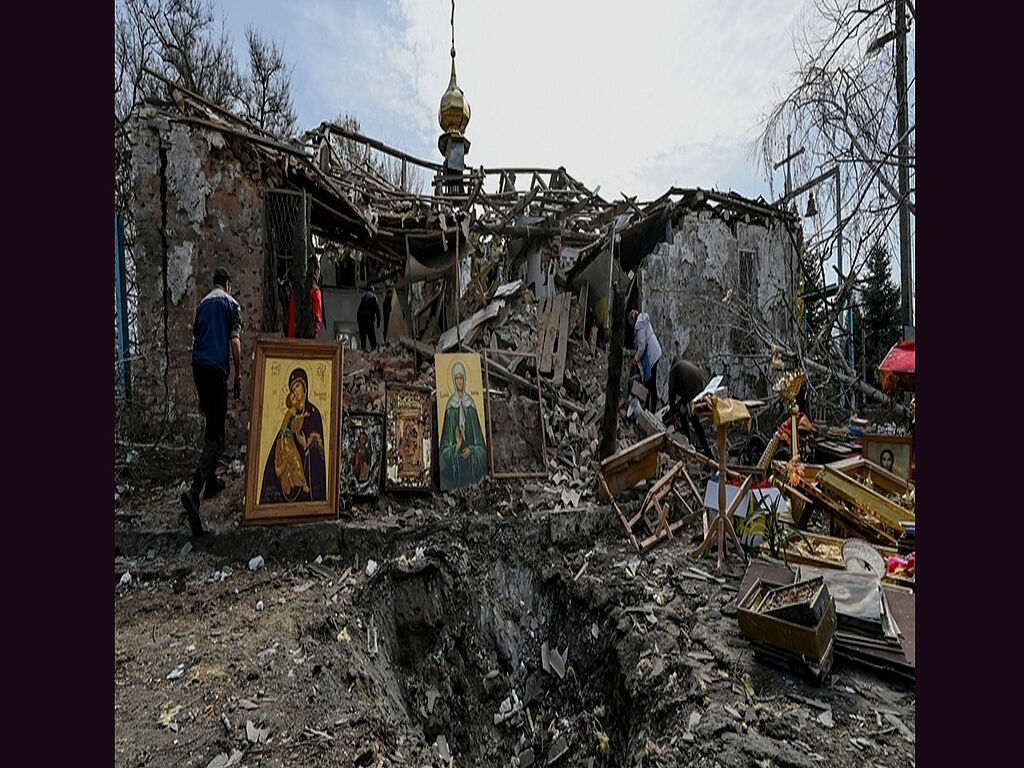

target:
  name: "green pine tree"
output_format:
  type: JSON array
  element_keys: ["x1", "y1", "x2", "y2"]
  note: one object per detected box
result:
[
  {"x1": 858, "y1": 242, "x2": 902, "y2": 385},
  {"x1": 799, "y1": 248, "x2": 828, "y2": 342}
]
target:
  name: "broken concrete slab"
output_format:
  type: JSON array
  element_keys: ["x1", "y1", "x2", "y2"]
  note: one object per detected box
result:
[
  {"x1": 437, "y1": 300, "x2": 505, "y2": 352},
  {"x1": 436, "y1": 734, "x2": 451, "y2": 762},
  {"x1": 546, "y1": 735, "x2": 568, "y2": 764}
]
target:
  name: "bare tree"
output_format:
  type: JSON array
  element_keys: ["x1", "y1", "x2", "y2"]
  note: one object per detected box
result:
[
  {"x1": 139, "y1": 0, "x2": 240, "y2": 107},
  {"x1": 325, "y1": 113, "x2": 425, "y2": 195},
  {"x1": 240, "y1": 26, "x2": 298, "y2": 139},
  {"x1": 758, "y1": 1, "x2": 915, "y2": 216},
  {"x1": 116, "y1": 0, "x2": 300, "y2": 136},
  {"x1": 114, "y1": 0, "x2": 300, "y2": 424},
  {"x1": 755, "y1": 0, "x2": 914, "y2": 402}
]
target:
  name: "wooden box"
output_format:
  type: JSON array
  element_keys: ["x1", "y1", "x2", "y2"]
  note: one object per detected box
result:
[
  {"x1": 738, "y1": 578, "x2": 837, "y2": 663},
  {"x1": 757, "y1": 576, "x2": 830, "y2": 626}
]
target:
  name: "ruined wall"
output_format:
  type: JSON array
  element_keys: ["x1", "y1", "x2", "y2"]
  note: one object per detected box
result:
[
  {"x1": 129, "y1": 106, "x2": 270, "y2": 443},
  {"x1": 639, "y1": 210, "x2": 797, "y2": 403}
]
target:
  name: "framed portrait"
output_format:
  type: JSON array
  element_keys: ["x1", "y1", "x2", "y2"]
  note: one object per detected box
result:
[
  {"x1": 861, "y1": 433, "x2": 914, "y2": 481},
  {"x1": 481, "y1": 350, "x2": 548, "y2": 479},
  {"x1": 385, "y1": 383, "x2": 433, "y2": 492},
  {"x1": 243, "y1": 338, "x2": 342, "y2": 525},
  {"x1": 340, "y1": 411, "x2": 384, "y2": 499},
  {"x1": 435, "y1": 353, "x2": 488, "y2": 491}
]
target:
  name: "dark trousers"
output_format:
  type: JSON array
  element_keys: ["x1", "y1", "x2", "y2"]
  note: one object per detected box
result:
[
  {"x1": 192, "y1": 364, "x2": 227, "y2": 495},
  {"x1": 679, "y1": 408, "x2": 715, "y2": 459},
  {"x1": 357, "y1": 315, "x2": 377, "y2": 350},
  {"x1": 645, "y1": 360, "x2": 659, "y2": 412}
]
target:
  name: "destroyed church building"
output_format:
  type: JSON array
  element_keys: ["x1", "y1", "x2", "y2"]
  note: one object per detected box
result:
[{"x1": 124, "y1": 61, "x2": 801, "y2": 441}]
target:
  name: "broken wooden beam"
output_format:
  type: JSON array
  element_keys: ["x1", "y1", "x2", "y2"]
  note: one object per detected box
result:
[
  {"x1": 436, "y1": 300, "x2": 505, "y2": 353},
  {"x1": 552, "y1": 293, "x2": 572, "y2": 388}
]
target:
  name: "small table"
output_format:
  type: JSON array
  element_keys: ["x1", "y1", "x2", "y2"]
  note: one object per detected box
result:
[{"x1": 690, "y1": 395, "x2": 753, "y2": 574}]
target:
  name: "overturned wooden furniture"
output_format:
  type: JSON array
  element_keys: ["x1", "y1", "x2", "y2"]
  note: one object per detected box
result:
[
  {"x1": 815, "y1": 464, "x2": 914, "y2": 546},
  {"x1": 775, "y1": 454, "x2": 915, "y2": 548},
  {"x1": 627, "y1": 458, "x2": 708, "y2": 553},
  {"x1": 597, "y1": 433, "x2": 711, "y2": 553},
  {"x1": 691, "y1": 396, "x2": 752, "y2": 574},
  {"x1": 597, "y1": 434, "x2": 668, "y2": 552}
]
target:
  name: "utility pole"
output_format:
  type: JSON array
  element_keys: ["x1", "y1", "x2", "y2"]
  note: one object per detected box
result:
[
  {"x1": 786, "y1": 135, "x2": 792, "y2": 197},
  {"x1": 773, "y1": 136, "x2": 805, "y2": 209},
  {"x1": 896, "y1": 0, "x2": 913, "y2": 337}
]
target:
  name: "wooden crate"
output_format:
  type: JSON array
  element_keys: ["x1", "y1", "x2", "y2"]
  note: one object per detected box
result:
[{"x1": 737, "y1": 578, "x2": 837, "y2": 663}]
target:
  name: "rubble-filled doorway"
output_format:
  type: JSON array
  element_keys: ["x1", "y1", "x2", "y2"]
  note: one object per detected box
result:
[{"x1": 262, "y1": 189, "x2": 311, "y2": 334}]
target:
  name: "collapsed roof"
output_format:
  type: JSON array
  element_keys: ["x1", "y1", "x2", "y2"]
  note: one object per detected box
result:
[{"x1": 143, "y1": 69, "x2": 798, "y2": 282}]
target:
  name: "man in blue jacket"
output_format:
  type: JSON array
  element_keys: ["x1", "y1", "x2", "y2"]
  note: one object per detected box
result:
[{"x1": 180, "y1": 266, "x2": 242, "y2": 535}]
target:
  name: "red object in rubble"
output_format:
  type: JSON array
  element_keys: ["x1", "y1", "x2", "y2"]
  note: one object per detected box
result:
[
  {"x1": 877, "y1": 340, "x2": 915, "y2": 393},
  {"x1": 779, "y1": 413, "x2": 815, "y2": 446}
]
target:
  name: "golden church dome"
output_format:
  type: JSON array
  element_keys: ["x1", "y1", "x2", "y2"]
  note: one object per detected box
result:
[{"x1": 438, "y1": 47, "x2": 470, "y2": 136}]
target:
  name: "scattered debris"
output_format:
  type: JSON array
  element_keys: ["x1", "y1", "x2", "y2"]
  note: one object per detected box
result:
[
  {"x1": 546, "y1": 735, "x2": 568, "y2": 764},
  {"x1": 245, "y1": 720, "x2": 271, "y2": 744},
  {"x1": 435, "y1": 734, "x2": 451, "y2": 762},
  {"x1": 157, "y1": 702, "x2": 181, "y2": 730},
  {"x1": 205, "y1": 749, "x2": 244, "y2": 768},
  {"x1": 166, "y1": 663, "x2": 185, "y2": 680}
]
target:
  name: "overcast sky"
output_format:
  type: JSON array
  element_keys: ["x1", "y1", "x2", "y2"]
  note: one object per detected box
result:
[{"x1": 213, "y1": 0, "x2": 808, "y2": 203}]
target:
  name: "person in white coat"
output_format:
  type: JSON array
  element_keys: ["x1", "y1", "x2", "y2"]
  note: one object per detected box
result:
[{"x1": 629, "y1": 309, "x2": 663, "y2": 411}]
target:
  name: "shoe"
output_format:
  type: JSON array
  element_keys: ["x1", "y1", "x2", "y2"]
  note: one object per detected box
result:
[
  {"x1": 203, "y1": 477, "x2": 226, "y2": 499},
  {"x1": 180, "y1": 489, "x2": 204, "y2": 535}
]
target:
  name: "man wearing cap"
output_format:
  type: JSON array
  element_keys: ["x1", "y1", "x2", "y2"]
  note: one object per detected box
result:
[
  {"x1": 628, "y1": 309, "x2": 662, "y2": 412},
  {"x1": 180, "y1": 266, "x2": 242, "y2": 535}
]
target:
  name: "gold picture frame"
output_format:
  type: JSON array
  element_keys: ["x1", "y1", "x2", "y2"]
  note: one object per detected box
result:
[
  {"x1": 861, "y1": 433, "x2": 914, "y2": 480},
  {"x1": 435, "y1": 352, "x2": 489, "y2": 491},
  {"x1": 384, "y1": 383, "x2": 434, "y2": 492},
  {"x1": 243, "y1": 337, "x2": 342, "y2": 525}
]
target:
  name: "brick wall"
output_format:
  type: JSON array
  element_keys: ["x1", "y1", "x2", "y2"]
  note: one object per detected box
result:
[{"x1": 129, "y1": 107, "x2": 277, "y2": 444}]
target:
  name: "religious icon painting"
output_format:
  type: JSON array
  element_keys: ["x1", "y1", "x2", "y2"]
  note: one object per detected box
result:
[
  {"x1": 384, "y1": 383, "x2": 433, "y2": 492},
  {"x1": 243, "y1": 337, "x2": 342, "y2": 525},
  {"x1": 434, "y1": 352, "x2": 488, "y2": 491},
  {"x1": 340, "y1": 411, "x2": 384, "y2": 499},
  {"x1": 862, "y1": 433, "x2": 914, "y2": 481}
]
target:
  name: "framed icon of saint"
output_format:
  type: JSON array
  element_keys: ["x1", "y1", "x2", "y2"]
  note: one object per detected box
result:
[{"x1": 243, "y1": 337, "x2": 342, "y2": 524}]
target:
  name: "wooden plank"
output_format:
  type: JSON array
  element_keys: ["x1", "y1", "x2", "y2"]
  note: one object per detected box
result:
[
  {"x1": 543, "y1": 293, "x2": 561, "y2": 374},
  {"x1": 552, "y1": 293, "x2": 572, "y2": 387},
  {"x1": 535, "y1": 295, "x2": 552, "y2": 359},
  {"x1": 577, "y1": 282, "x2": 589, "y2": 340},
  {"x1": 598, "y1": 473, "x2": 640, "y2": 552},
  {"x1": 540, "y1": 293, "x2": 562, "y2": 374},
  {"x1": 640, "y1": 519, "x2": 688, "y2": 553}
]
